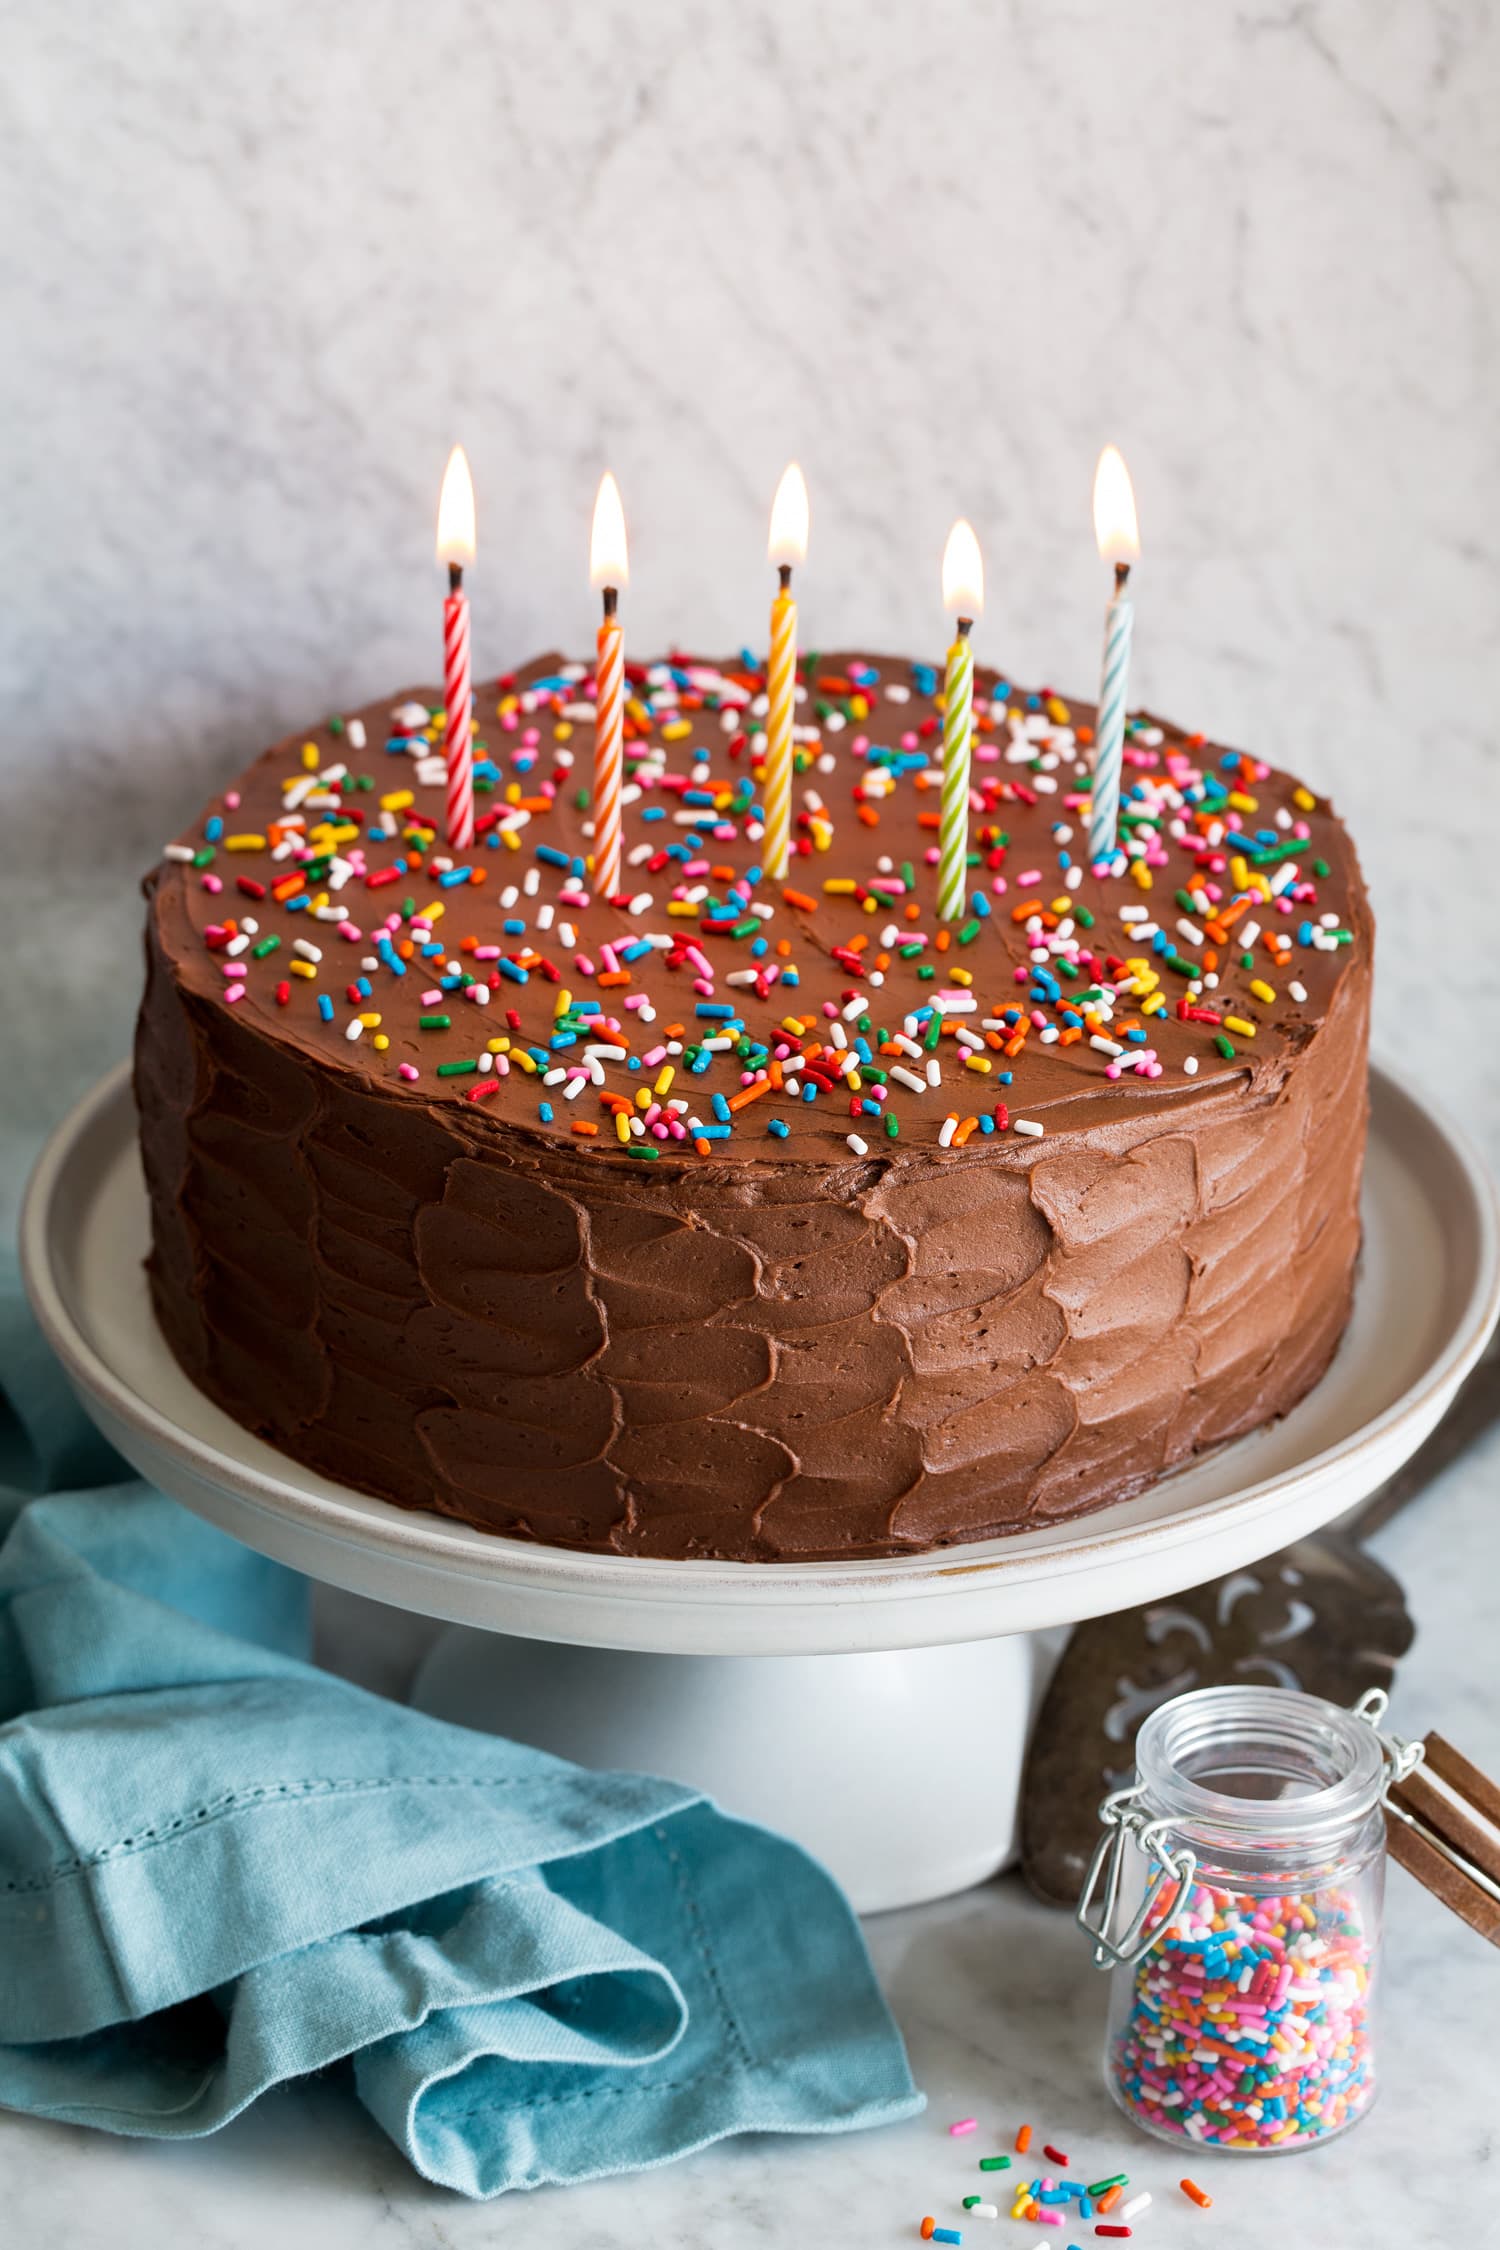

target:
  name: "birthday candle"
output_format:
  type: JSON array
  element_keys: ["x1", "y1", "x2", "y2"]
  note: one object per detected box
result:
[
  {"x1": 763, "y1": 463, "x2": 809, "y2": 881},
  {"x1": 589, "y1": 472, "x2": 628, "y2": 901},
  {"x1": 436, "y1": 446, "x2": 476, "y2": 852},
  {"x1": 1088, "y1": 444, "x2": 1141, "y2": 865},
  {"x1": 938, "y1": 519, "x2": 983, "y2": 923}
]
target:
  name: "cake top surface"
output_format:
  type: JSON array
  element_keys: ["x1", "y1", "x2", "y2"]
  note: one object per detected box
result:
[{"x1": 148, "y1": 649, "x2": 1370, "y2": 1166}]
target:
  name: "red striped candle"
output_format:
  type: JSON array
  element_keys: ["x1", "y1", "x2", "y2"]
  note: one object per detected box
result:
[
  {"x1": 589, "y1": 472, "x2": 629, "y2": 902},
  {"x1": 435, "y1": 445, "x2": 477, "y2": 852}
]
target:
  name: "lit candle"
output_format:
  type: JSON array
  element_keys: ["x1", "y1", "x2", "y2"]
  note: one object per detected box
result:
[
  {"x1": 763, "y1": 462, "x2": 809, "y2": 881},
  {"x1": 436, "y1": 445, "x2": 476, "y2": 852},
  {"x1": 1088, "y1": 444, "x2": 1141, "y2": 866},
  {"x1": 589, "y1": 471, "x2": 629, "y2": 902},
  {"x1": 938, "y1": 519, "x2": 984, "y2": 923}
]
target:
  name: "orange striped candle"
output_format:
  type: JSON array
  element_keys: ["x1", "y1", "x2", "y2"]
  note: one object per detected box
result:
[
  {"x1": 589, "y1": 472, "x2": 628, "y2": 901},
  {"x1": 762, "y1": 463, "x2": 809, "y2": 880}
]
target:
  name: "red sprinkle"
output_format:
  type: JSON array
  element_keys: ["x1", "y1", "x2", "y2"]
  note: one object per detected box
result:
[
  {"x1": 1095, "y1": 2231, "x2": 1132, "y2": 2241},
  {"x1": 1043, "y1": 2145, "x2": 1069, "y2": 2166}
]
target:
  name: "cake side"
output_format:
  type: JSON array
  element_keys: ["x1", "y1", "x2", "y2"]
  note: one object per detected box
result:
[{"x1": 135, "y1": 654, "x2": 1372, "y2": 1560}]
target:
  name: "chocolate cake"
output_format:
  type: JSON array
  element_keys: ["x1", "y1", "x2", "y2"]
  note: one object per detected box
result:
[{"x1": 134, "y1": 652, "x2": 1371, "y2": 1560}]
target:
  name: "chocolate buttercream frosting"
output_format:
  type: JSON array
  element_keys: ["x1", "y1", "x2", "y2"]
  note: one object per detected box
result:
[{"x1": 135, "y1": 651, "x2": 1371, "y2": 1560}]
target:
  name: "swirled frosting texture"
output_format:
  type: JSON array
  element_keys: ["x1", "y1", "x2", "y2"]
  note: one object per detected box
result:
[{"x1": 135, "y1": 657, "x2": 1371, "y2": 1559}]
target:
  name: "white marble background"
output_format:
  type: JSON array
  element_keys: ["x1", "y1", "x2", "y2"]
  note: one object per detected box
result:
[
  {"x1": 2, "y1": 6, "x2": 1498, "y2": 2245},
  {"x1": 2, "y1": 0, "x2": 1497, "y2": 1207}
]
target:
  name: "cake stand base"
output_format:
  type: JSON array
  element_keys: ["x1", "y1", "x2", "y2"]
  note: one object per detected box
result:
[
  {"x1": 410, "y1": 1626, "x2": 1051, "y2": 1912},
  {"x1": 21, "y1": 1062, "x2": 1500, "y2": 1912}
]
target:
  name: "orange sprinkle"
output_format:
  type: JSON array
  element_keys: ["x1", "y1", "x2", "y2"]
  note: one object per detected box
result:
[
  {"x1": 1015, "y1": 2123, "x2": 1032, "y2": 2154},
  {"x1": 570, "y1": 1120, "x2": 598, "y2": 1137},
  {"x1": 596, "y1": 969, "x2": 631, "y2": 987},
  {"x1": 857, "y1": 804, "x2": 880, "y2": 826},
  {"x1": 782, "y1": 888, "x2": 818, "y2": 912},
  {"x1": 1097, "y1": 2185, "x2": 1124, "y2": 2214},
  {"x1": 934, "y1": 928, "x2": 950, "y2": 953},
  {"x1": 727, "y1": 1080, "x2": 769, "y2": 1112},
  {"x1": 952, "y1": 1115, "x2": 979, "y2": 1146},
  {"x1": 1180, "y1": 2180, "x2": 1213, "y2": 2210}
]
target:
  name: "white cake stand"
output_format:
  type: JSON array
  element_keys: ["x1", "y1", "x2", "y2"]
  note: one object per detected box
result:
[{"x1": 20, "y1": 1062, "x2": 1499, "y2": 1910}]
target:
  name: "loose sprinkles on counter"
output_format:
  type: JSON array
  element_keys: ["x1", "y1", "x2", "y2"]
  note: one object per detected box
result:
[
  {"x1": 917, "y1": 2114, "x2": 1224, "y2": 2240},
  {"x1": 166, "y1": 656, "x2": 1357, "y2": 1155}
]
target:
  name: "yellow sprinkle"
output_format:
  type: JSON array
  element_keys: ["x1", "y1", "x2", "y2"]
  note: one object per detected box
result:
[
  {"x1": 301, "y1": 742, "x2": 320, "y2": 771},
  {"x1": 627, "y1": 698, "x2": 651, "y2": 726},
  {"x1": 505, "y1": 780, "x2": 522, "y2": 804},
  {"x1": 654, "y1": 1065, "x2": 675, "y2": 1097},
  {"x1": 1227, "y1": 790, "x2": 1258, "y2": 814},
  {"x1": 497, "y1": 694, "x2": 519, "y2": 718},
  {"x1": 1224, "y1": 1015, "x2": 1256, "y2": 1038},
  {"x1": 661, "y1": 718, "x2": 692, "y2": 742},
  {"x1": 501, "y1": 827, "x2": 520, "y2": 851},
  {"x1": 667, "y1": 900, "x2": 698, "y2": 916},
  {"x1": 487, "y1": 1037, "x2": 510, "y2": 1054},
  {"x1": 1130, "y1": 862, "x2": 1153, "y2": 891},
  {"x1": 380, "y1": 789, "x2": 414, "y2": 813},
  {"x1": 512, "y1": 1049, "x2": 536, "y2": 1073},
  {"x1": 554, "y1": 988, "x2": 574, "y2": 1020},
  {"x1": 810, "y1": 819, "x2": 833, "y2": 853},
  {"x1": 224, "y1": 833, "x2": 268, "y2": 851},
  {"x1": 823, "y1": 878, "x2": 858, "y2": 895},
  {"x1": 289, "y1": 960, "x2": 316, "y2": 979},
  {"x1": 1142, "y1": 992, "x2": 1167, "y2": 1016},
  {"x1": 1293, "y1": 785, "x2": 1317, "y2": 813},
  {"x1": 635, "y1": 1085, "x2": 652, "y2": 1110},
  {"x1": 554, "y1": 720, "x2": 573, "y2": 742},
  {"x1": 357, "y1": 1012, "x2": 382, "y2": 1028},
  {"x1": 424, "y1": 900, "x2": 445, "y2": 921},
  {"x1": 615, "y1": 1108, "x2": 632, "y2": 1143},
  {"x1": 862, "y1": 893, "x2": 879, "y2": 913},
  {"x1": 373, "y1": 1034, "x2": 389, "y2": 1051},
  {"x1": 849, "y1": 694, "x2": 869, "y2": 719},
  {"x1": 1250, "y1": 978, "x2": 1277, "y2": 1003},
  {"x1": 781, "y1": 1017, "x2": 808, "y2": 1036},
  {"x1": 1230, "y1": 855, "x2": 1251, "y2": 890},
  {"x1": 1049, "y1": 896, "x2": 1072, "y2": 915},
  {"x1": 948, "y1": 965, "x2": 973, "y2": 986},
  {"x1": 1046, "y1": 695, "x2": 1071, "y2": 724},
  {"x1": 964, "y1": 1053, "x2": 992, "y2": 1073}
]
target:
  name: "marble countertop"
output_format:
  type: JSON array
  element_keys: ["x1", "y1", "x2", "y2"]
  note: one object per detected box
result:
[{"x1": 5, "y1": 1416, "x2": 1496, "y2": 2250}]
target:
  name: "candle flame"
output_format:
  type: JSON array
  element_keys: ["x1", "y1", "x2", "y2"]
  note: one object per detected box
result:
[
  {"x1": 435, "y1": 445, "x2": 476, "y2": 566},
  {"x1": 590, "y1": 471, "x2": 629, "y2": 591},
  {"x1": 767, "y1": 461, "x2": 810, "y2": 568},
  {"x1": 942, "y1": 518, "x2": 984, "y2": 619},
  {"x1": 1093, "y1": 445, "x2": 1140, "y2": 565}
]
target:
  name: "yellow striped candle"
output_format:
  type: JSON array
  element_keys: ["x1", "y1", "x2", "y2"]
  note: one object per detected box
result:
[
  {"x1": 763, "y1": 463, "x2": 809, "y2": 880},
  {"x1": 938, "y1": 519, "x2": 984, "y2": 923},
  {"x1": 589, "y1": 472, "x2": 629, "y2": 901}
]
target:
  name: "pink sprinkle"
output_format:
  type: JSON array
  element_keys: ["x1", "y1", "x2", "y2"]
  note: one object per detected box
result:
[
  {"x1": 225, "y1": 790, "x2": 241, "y2": 810},
  {"x1": 1016, "y1": 869, "x2": 1041, "y2": 886},
  {"x1": 421, "y1": 989, "x2": 444, "y2": 1006},
  {"x1": 398, "y1": 1063, "x2": 419, "y2": 1082},
  {"x1": 574, "y1": 953, "x2": 595, "y2": 976},
  {"x1": 473, "y1": 945, "x2": 501, "y2": 960},
  {"x1": 948, "y1": 2117, "x2": 978, "y2": 2137},
  {"x1": 200, "y1": 873, "x2": 223, "y2": 893},
  {"x1": 641, "y1": 1045, "x2": 668, "y2": 1067},
  {"x1": 223, "y1": 985, "x2": 246, "y2": 1005}
]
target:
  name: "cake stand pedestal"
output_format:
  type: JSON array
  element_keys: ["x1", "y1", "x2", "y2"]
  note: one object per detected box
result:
[{"x1": 21, "y1": 1063, "x2": 1499, "y2": 1911}]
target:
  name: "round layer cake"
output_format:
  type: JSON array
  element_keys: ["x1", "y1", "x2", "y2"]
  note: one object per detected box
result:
[{"x1": 135, "y1": 650, "x2": 1371, "y2": 1560}]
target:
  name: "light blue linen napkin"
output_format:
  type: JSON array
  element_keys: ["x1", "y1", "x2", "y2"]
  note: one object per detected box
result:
[{"x1": 0, "y1": 1257, "x2": 921, "y2": 2195}]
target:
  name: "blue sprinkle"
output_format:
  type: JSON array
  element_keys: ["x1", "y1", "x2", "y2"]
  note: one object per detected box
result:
[
  {"x1": 767, "y1": 1116, "x2": 790, "y2": 1139},
  {"x1": 979, "y1": 1114, "x2": 995, "y2": 1133},
  {"x1": 205, "y1": 814, "x2": 224, "y2": 842},
  {"x1": 535, "y1": 844, "x2": 571, "y2": 869},
  {"x1": 711, "y1": 1093, "x2": 731, "y2": 1122},
  {"x1": 538, "y1": 1102, "x2": 553, "y2": 1123},
  {"x1": 438, "y1": 867, "x2": 472, "y2": 888},
  {"x1": 317, "y1": 994, "x2": 334, "y2": 1023},
  {"x1": 642, "y1": 806, "x2": 666, "y2": 824},
  {"x1": 497, "y1": 959, "x2": 528, "y2": 983},
  {"x1": 503, "y1": 917, "x2": 526, "y2": 936},
  {"x1": 696, "y1": 1003, "x2": 735, "y2": 1020},
  {"x1": 971, "y1": 891, "x2": 990, "y2": 917},
  {"x1": 696, "y1": 1123, "x2": 731, "y2": 1139}
]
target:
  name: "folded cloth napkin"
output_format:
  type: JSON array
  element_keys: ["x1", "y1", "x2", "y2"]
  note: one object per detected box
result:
[{"x1": 0, "y1": 1257, "x2": 921, "y2": 2195}]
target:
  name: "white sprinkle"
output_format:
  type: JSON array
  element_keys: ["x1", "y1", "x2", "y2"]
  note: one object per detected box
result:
[
  {"x1": 1090, "y1": 1036, "x2": 1124, "y2": 1057},
  {"x1": 1289, "y1": 979, "x2": 1308, "y2": 1002},
  {"x1": 225, "y1": 933, "x2": 249, "y2": 958},
  {"x1": 563, "y1": 1072, "x2": 588, "y2": 1100},
  {"x1": 1176, "y1": 918, "x2": 1204, "y2": 946},
  {"x1": 536, "y1": 902, "x2": 555, "y2": 931},
  {"x1": 163, "y1": 843, "x2": 195, "y2": 862},
  {"x1": 628, "y1": 892, "x2": 654, "y2": 915},
  {"x1": 885, "y1": 682, "x2": 911, "y2": 703},
  {"x1": 1184, "y1": 1056, "x2": 1200, "y2": 1075},
  {"x1": 523, "y1": 867, "x2": 540, "y2": 896},
  {"x1": 938, "y1": 1116, "x2": 958, "y2": 1149},
  {"x1": 1039, "y1": 1025, "x2": 1060, "y2": 1044},
  {"x1": 891, "y1": 1066, "x2": 927, "y2": 1095},
  {"x1": 1120, "y1": 2194, "x2": 1151, "y2": 2221},
  {"x1": 345, "y1": 718, "x2": 366, "y2": 750},
  {"x1": 1240, "y1": 918, "x2": 1261, "y2": 945},
  {"x1": 925, "y1": 1058, "x2": 942, "y2": 1088},
  {"x1": 293, "y1": 938, "x2": 322, "y2": 963},
  {"x1": 846, "y1": 1134, "x2": 869, "y2": 1156},
  {"x1": 477, "y1": 1051, "x2": 493, "y2": 1074},
  {"x1": 1013, "y1": 1118, "x2": 1044, "y2": 1138},
  {"x1": 344, "y1": 1018, "x2": 364, "y2": 1043},
  {"x1": 841, "y1": 994, "x2": 869, "y2": 1021},
  {"x1": 543, "y1": 1068, "x2": 566, "y2": 1087}
]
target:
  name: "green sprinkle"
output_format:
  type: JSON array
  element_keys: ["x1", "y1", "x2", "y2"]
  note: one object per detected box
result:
[
  {"x1": 1313, "y1": 857, "x2": 1330, "y2": 877},
  {"x1": 419, "y1": 1014, "x2": 452, "y2": 1030},
  {"x1": 924, "y1": 1016, "x2": 942, "y2": 1051},
  {"x1": 436, "y1": 1059, "x2": 478, "y2": 1077},
  {"x1": 858, "y1": 1013, "x2": 871, "y2": 1033},
  {"x1": 1240, "y1": 951, "x2": 1255, "y2": 970},
  {"x1": 885, "y1": 1114, "x2": 899, "y2": 1139},
  {"x1": 627, "y1": 1143, "x2": 660, "y2": 1160},
  {"x1": 732, "y1": 917, "x2": 759, "y2": 939},
  {"x1": 1074, "y1": 906, "x2": 1095, "y2": 928},
  {"x1": 1087, "y1": 2174, "x2": 1128, "y2": 2195},
  {"x1": 916, "y1": 964, "x2": 935, "y2": 980},
  {"x1": 957, "y1": 918, "x2": 981, "y2": 945},
  {"x1": 251, "y1": 936, "x2": 279, "y2": 958},
  {"x1": 328, "y1": 715, "x2": 345, "y2": 735},
  {"x1": 979, "y1": 2156, "x2": 1011, "y2": 2172},
  {"x1": 1215, "y1": 1034, "x2": 1237, "y2": 1061},
  {"x1": 1175, "y1": 888, "x2": 1199, "y2": 914},
  {"x1": 963, "y1": 2197, "x2": 982, "y2": 2210},
  {"x1": 899, "y1": 942, "x2": 924, "y2": 959},
  {"x1": 901, "y1": 861, "x2": 916, "y2": 891},
  {"x1": 192, "y1": 847, "x2": 215, "y2": 868}
]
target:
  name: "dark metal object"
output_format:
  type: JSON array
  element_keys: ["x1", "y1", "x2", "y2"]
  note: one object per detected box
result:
[{"x1": 1020, "y1": 1332, "x2": 1500, "y2": 1909}]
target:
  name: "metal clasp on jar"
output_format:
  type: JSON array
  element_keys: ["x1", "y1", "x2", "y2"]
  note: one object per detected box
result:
[{"x1": 1075, "y1": 1784, "x2": 1198, "y2": 1970}]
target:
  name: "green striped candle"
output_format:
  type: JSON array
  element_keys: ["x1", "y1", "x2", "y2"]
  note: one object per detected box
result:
[{"x1": 938, "y1": 518, "x2": 984, "y2": 923}]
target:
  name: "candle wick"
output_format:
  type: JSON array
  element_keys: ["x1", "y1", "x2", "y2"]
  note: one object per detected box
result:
[
  {"x1": 778, "y1": 563, "x2": 793, "y2": 592},
  {"x1": 956, "y1": 616, "x2": 974, "y2": 640},
  {"x1": 1114, "y1": 561, "x2": 1131, "y2": 593},
  {"x1": 448, "y1": 561, "x2": 464, "y2": 595},
  {"x1": 601, "y1": 584, "x2": 619, "y2": 619}
]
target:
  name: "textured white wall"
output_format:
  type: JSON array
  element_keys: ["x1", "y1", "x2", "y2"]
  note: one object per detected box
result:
[{"x1": 2, "y1": 0, "x2": 1496, "y2": 1204}]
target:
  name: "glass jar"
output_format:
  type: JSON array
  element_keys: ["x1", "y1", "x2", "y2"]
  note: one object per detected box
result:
[{"x1": 1078, "y1": 1684, "x2": 1390, "y2": 2154}]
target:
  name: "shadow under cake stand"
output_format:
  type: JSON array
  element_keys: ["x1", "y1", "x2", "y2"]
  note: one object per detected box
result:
[{"x1": 22, "y1": 1061, "x2": 1499, "y2": 1912}]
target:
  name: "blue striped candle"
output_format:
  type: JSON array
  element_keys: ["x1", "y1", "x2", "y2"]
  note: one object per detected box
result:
[
  {"x1": 1088, "y1": 569, "x2": 1133, "y2": 863},
  {"x1": 1088, "y1": 445, "x2": 1141, "y2": 865}
]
